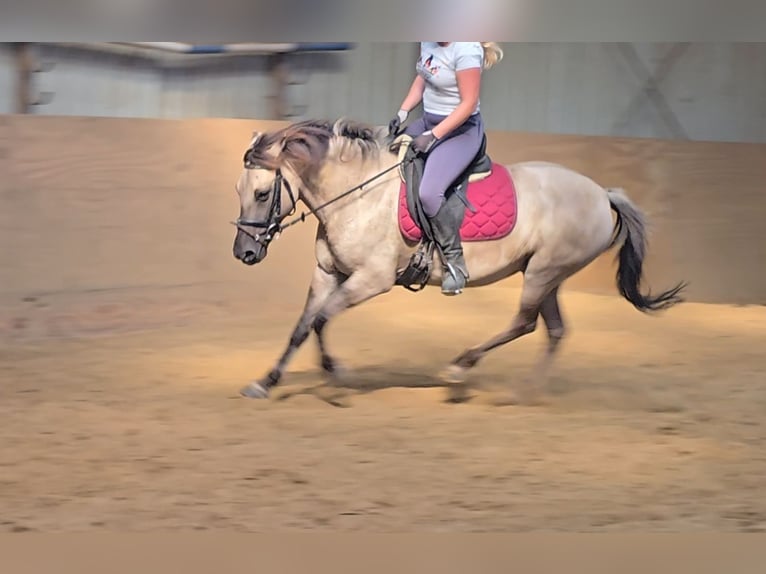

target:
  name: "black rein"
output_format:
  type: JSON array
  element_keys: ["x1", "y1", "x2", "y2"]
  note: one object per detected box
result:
[{"x1": 231, "y1": 153, "x2": 412, "y2": 247}]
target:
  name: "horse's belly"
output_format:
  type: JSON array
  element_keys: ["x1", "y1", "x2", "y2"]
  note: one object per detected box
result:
[{"x1": 436, "y1": 235, "x2": 528, "y2": 286}]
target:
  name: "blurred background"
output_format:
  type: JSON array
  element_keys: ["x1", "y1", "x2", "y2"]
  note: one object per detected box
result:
[
  {"x1": 3, "y1": 42, "x2": 765, "y2": 141},
  {"x1": 1, "y1": 42, "x2": 765, "y2": 532}
]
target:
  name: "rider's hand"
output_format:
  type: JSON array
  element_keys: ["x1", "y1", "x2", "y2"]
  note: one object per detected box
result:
[
  {"x1": 411, "y1": 130, "x2": 438, "y2": 155},
  {"x1": 388, "y1": 109, "x2": 408, "y2": 137}
]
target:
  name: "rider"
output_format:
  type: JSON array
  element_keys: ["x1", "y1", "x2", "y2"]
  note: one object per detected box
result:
[{"x1": 388, "y1": 42, "x2": 503, "y2": 295}]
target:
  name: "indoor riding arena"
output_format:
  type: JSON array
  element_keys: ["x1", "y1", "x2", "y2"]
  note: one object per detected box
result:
[{"x1": 1, "y1": 43, "x2": 765, "y2": 532}]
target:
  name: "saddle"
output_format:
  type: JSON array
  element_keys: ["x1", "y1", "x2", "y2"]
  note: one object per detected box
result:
[
  {"x1": 394, "y1": 133, "x2": 494, "y2": 189},
  {"x1": 389, "y1": 132, "x2": 495, "y2": 291}
]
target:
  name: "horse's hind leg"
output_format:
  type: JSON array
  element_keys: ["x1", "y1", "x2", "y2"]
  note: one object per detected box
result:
[
  {"x1": 441, "y1": 297, "x2": 540, "y2": 385},
  {"x1": 533, "y1": 286, "x2": 566, "y2": 389},
  {"x1": 441, "y1": 262, "x2": 563, "y2": 404}
]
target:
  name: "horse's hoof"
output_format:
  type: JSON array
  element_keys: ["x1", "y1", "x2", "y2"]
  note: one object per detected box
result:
[
  {"x1": 445, "y1": 384, "x2": 471, "y2": 404},
  {"x1": 439, "y1": 364, "x2": 467, "y2": 385},
  {"x1": 240, "y1": 382, "x2": 270, "y2": 399},
  {"x1": 322, "y1": 358, "x2": 348, "y2": 381}
]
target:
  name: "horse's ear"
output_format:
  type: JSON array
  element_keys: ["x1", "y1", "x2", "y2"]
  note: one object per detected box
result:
[
  {"x1": 277, "y1": 125, "x2": 307, "y2": 155},
  {"x1": 250, "y1": 131, "x2": 263, "y2": 146},
  {"x1": 279, "y1": 133, "x2": 303, "y2": 158}
]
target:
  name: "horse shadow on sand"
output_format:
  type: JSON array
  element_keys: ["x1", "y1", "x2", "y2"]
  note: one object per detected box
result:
[
  {"x1": 262, "y1": 363, "x2": 686, "y2": 413},
  {"x1": 269, "y1": 364, "x2": 474, "y2": 407},
  {"x1": 264, "y1": 363, "x2": 576, "y2": 408}
]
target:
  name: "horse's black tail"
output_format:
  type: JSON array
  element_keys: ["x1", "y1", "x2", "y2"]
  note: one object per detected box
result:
[{"x1": 606, "y1": 188, "x2": 687, "y2": 313}]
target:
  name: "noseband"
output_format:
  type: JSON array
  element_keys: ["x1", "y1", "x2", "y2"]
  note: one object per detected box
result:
[{"x1": 232, "y1": 162, "x2": 297, "y2": 248}]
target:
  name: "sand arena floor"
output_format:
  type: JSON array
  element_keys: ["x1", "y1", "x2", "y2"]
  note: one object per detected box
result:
[{"x1": 1, "y1": 283, "x2": 765, "y2": 532}]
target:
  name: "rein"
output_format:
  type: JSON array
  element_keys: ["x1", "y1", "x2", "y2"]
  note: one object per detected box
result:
[
  {"x1": 281, "y1": 158, "x2": 409, "y2": 230},
  {"x1": 232, "y1": 152, "x2": 413, "y2": 246}
]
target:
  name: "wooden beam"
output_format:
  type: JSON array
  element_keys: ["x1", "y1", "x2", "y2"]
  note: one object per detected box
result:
[
  {"x1": 14, "y1": 43, "x2": 34, "y2": 114},
  {"x1": 269, "y1": 53, "x2": 290, "y2": 120}
]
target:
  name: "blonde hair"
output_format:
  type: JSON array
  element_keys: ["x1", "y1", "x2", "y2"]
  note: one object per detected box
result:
[{"x1": 481, "y1": 42, "x2": 504, "y2": 69}]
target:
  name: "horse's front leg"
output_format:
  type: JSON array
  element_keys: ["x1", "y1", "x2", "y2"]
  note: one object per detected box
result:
[
  {"x1": 311, "y1": 264, "x2": 395, "y2": 364},
  {"x1": 240, "y1": 264, "x2": 340, "y2": 399},
  {"x1": 314, "y1": 314, "x2": 341, "y2": 376},
  {"x1": 242, "y1": 265, "x2": 395, "y2": 400}
]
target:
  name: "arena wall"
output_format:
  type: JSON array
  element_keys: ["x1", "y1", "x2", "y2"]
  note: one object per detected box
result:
[{"x1": 1, "y1": 115, "x2": 764, "y2": 317}]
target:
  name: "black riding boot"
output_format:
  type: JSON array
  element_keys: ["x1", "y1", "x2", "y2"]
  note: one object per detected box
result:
[{"x1": 428, "y1": 198, "x2": 469, "y2": 295}]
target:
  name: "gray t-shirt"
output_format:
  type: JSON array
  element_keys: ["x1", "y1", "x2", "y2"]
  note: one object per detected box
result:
[{"x1": 416, "y1": 42, "x2": 484, "y2": 116}]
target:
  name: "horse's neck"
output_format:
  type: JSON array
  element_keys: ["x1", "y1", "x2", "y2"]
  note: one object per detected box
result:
[{"x1": 302, "y1": 155, "x2": 399, "y2": 240}]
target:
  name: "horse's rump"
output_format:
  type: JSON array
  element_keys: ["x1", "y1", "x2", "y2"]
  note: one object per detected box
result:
[{"x1": 398, "y1": 163, "x2": 518, "y2": 242}]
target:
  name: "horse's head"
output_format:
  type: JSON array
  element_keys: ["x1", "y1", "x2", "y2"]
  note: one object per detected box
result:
[
  {"x1": 232, "y1": 119, "x2": 383, "y2": 265},
  {"x1": 232, "y1": 135, "x2": 299, "y2": 265}
]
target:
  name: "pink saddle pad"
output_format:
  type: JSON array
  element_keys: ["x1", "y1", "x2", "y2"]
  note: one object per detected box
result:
[{"x1": 398, "y1": 163, "x2": 518, "y2": 242}]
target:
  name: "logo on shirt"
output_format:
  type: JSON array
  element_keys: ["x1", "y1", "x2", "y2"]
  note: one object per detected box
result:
[{"x1": 417, "y1": 54, "x2": 440, "y2": 77}]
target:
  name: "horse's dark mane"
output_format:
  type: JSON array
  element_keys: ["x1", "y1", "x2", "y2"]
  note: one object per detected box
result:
[{"x1": 244, "y1": 118, "x2": 387, "y2": 179}]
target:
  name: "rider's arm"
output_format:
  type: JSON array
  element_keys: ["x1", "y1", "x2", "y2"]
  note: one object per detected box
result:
[
  {"x1": 431, "y1": 67, "x2": 480, "y2": 140},
  {"x1": 399, "y1": 75, "x2": 426, "y2": 113}
]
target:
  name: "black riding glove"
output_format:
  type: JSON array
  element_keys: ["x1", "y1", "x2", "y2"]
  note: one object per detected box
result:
[
  {"x1": 388, "y1": 109, "x2": 408, "y2": 137},
  {"x1": 411, "y1": 130, "x2": 438, "y2": 155}
]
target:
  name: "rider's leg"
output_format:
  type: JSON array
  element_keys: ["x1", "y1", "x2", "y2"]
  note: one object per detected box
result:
[
  {"x1": 418, "y1": 113, "x2": 484, "y2": 294},
  {"x1": 403, "y1": 116, "x2": 427, "y2": 138}
]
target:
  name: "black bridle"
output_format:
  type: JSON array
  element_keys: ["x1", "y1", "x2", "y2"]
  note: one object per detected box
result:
[
  {"x1": 232, "y1": 142, "x2": 413, "y2": 249},
  {"x1": 231, "y1": 164, "x2": 298, "y2": 249}
]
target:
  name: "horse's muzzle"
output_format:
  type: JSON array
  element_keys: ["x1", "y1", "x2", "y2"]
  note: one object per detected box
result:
[
  {"x1": 234, "y1": 244, "x2": 267, "y2": 266},
  {"x1": 241, "y1": 251, "x2": 259, "y2": 265}
]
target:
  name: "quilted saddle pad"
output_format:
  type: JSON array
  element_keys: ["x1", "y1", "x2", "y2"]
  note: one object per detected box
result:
[{"x1": 398, "y1": 163, "x2": 518, "y2": 242}]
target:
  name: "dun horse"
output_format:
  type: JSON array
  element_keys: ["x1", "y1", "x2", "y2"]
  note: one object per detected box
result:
[{"x1": 231, "y1": 118, "x2": 685, "y2": 404}]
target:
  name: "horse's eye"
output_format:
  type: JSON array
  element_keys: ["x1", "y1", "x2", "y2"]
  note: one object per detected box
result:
[{"x1": 255, "y1": 190, "x2": 270, "y2": 202}]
